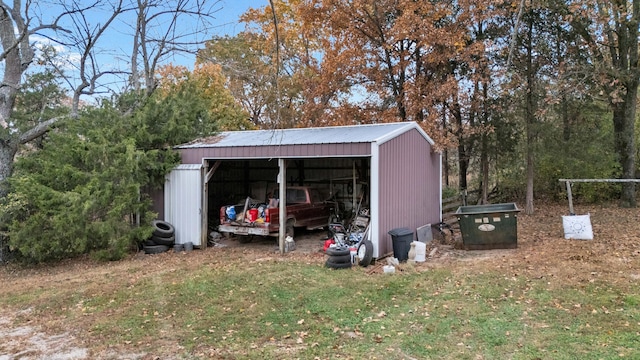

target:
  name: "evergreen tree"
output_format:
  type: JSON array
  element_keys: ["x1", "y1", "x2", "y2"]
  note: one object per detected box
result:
[{"x1": 4, "y1": 75, "x2": 247, "y2": 263}]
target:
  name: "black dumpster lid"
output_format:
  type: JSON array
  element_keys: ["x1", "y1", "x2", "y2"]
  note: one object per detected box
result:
[
  {"x1": 455, "y1": 202, "x2": 520, "y2": 215},
  {"x1": 388, "y1": 227, "x2": 413, "y2": 236}
]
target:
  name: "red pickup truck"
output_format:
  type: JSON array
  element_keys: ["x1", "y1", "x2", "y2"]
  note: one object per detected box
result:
[{"x1": 218, "y1": 186, "x2": 333, "y2": 242}]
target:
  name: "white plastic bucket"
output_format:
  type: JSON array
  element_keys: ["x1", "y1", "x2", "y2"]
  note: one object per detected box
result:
[
  {"x1": 413, "y1": 241, "x2": 426, "y2": 262},
  {"x1": 383, "y1": 265, "x2": 396, "y2": 274}
]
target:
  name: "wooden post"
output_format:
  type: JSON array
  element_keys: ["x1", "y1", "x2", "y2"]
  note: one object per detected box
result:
[
  {"x1": 278, "y1": 159, "x2": 286, "y2": 253},
  {"x1": 565, "y1": 181, "x2": 574, "y2": 215},
  {"x1": 352, "y1": 161, "x2": 357, "y2": 213}
]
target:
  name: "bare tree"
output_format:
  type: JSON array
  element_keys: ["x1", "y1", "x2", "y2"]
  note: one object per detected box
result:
[
  {"x1": 129, "y1": 0, "x2": 220, "y2": 94},
  {"x1": 0, "y1": 0, "x2": 220, "y2": 198}
]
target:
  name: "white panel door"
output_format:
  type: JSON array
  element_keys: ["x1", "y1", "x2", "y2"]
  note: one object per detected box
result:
[{"x1": 164, "y1": 164, "x2": 202, "y2": 246}]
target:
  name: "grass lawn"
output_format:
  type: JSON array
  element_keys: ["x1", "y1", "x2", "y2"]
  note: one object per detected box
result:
[{"x1": 1, "y1": 203, "x2": 639, "y2": 359}]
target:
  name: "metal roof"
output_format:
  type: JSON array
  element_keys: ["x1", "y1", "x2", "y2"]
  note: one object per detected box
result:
[{"x1": 177, "y1": 122, "x2": 434, "y2": 149}]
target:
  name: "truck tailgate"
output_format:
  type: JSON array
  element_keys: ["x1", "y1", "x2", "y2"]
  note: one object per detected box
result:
[{"x1": 218, "y1": 223, "x2": 271, "y2": 236}]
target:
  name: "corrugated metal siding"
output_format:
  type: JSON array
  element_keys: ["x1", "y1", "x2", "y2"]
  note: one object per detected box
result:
[
  {"x1": 165, "y1": 165, "x2": 203, "y2": 246},
  {"x1": 178, "y1": 122, "x2": 421, "y2": 148},
  {"x1": 180, "y1": 143, "x2": 371, "y2": 163},
  {"x1": 376, "y1": 129, "x2": 440, "y2": 257}
]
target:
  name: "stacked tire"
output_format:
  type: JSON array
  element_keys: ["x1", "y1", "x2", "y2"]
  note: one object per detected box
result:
[
  {"x1": 143, "y1": 220, "x2": 176, "y2": 254},
  {"x1": 325, "y1": 246, "x2": 352, "y2": 269}
]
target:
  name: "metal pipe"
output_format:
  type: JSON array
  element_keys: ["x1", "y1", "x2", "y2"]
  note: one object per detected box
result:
[
  {"x1": 558, "y1": 178, "x2": 640, "y2": 214},
  {"x1": 558, "y1": 179, "x2": 640, "y2": 183}
]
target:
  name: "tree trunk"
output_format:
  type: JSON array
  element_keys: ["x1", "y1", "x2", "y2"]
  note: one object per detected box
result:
[
  {"x1": 0, "y1": 8, "x2": 24, "y2": 127},
  {"x1": 480, "y1": 81, "x2": 490, "y2": 205},
  {"x1": 453, "y1": 102, "x2": 469, "y2": 191},
  {"x1": 480, "y1": 134, "x2": 489, "y2": 205},
  {"x1": 0, "y1": 142, "x2": 17, "y2": 199},
  {"x1": 613, "y1": 90, "x2": 638, "y2": 207},
  {"x1": 525, "y1": 136, "x2": 535, "y2": 214},
  {"x1": 0, "y1": 6, "x2": 22, "y2": 200},
  {"x1": 524, "y1": 17, "x2": 535, "y2": 215},
  {"x1": 561, "y1": 96, "x2": 570, "y2": 141},
  {"x1": 458, "y1": 143, "x2": 469, "y2": 191},
  {"x1": 442, "y1": 106, "x2": 449, "y2": 187},
  {"x1": 443, "y1": 149, "x2": 449, "y2": 187}
]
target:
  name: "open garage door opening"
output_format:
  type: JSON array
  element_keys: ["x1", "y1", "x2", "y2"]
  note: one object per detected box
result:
[{"x1": 204, "y1": 157, "x2": 371, "y2": 247}]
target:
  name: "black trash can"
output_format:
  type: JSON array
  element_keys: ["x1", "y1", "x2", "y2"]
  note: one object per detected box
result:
[{"x1": 388, "y1": 227, "x2": 414, "y2": 261}]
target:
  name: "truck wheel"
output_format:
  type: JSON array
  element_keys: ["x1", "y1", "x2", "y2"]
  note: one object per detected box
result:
[
  {"x1": 286, "y1": 221, "x2": 294, "y2": 238},
  {"x1": 357, "y1": 240, "x2": 373, "y2": 267},
  {"x1": 238, "y1": 235, "x2": 253, "y2": 244}
]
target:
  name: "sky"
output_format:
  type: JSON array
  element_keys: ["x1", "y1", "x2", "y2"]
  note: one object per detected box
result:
[
  {"x1": 139, "y1": 1, "x2": 270, "y2": 71},
  {"x1": 29, "y1": 0, "x2": 269, "y2": 100},
  {"x1": 214, "y1": 1, "x2": 269, "y2": 37}
]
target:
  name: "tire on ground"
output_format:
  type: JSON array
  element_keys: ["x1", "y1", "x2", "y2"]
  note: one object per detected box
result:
[
  {"x1": 143, "y1": 239, "x2": 157, "y2": 247},
  {"x1": 325, "y1": 247, "x2": 350, "y2": 257},
  {"x1": 237, "y1": 235, "x2": 253, "y2": 244},
  {"x1": 152, "y1": 220, "x2": 175, "y2": 237},
  {"x1": 143, "y1": 244, "x2": 170, "y2": 254},
  {"x1": 327, "y1": 254, "x2": 352, "y2": 264},
  {"x1": 325, "y1": 259, "x2": 352, "y2": 269},
  {"x1": 151, "y1": 235, "x2": 175, "y2": 246}
]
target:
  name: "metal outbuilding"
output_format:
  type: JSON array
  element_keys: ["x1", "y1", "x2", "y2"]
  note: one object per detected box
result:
[{"x1": 158, "y1": 121, "x2": 442, "y2": 260}]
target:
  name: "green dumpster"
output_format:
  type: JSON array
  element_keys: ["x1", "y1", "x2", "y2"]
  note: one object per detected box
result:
[{"x1": 455, "y1": 203, "x2": 520, "y2": 250}]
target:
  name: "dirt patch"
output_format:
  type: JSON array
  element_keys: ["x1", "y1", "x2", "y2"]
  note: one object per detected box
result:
[
  {"x1": 1, "y1": 202, "x2": 639, "y2": 358},
  {"x1": 0, "y1": 310, "x2": 88, "y2": 360}
]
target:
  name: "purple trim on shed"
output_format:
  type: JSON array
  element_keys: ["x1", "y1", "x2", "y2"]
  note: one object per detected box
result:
[
  {"x1": 375, "y1": 128, "x2": 441, "y2": 257},
  {"x1": 180, "y1": 143, "x2": 372, "y2": 163}
]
